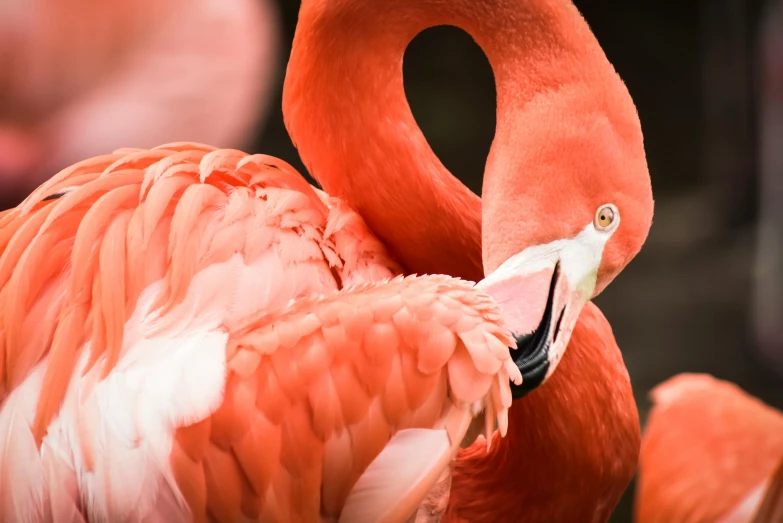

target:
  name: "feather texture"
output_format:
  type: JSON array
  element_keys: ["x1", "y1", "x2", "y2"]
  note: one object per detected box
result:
[{"x1": 0, "y1": 144, "x2": 519, "y2": 522}]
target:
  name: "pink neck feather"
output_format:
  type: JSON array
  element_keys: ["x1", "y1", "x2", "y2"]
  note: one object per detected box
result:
[{"x1": 283, "y1": 0, "x2": 610, "y2": 278}]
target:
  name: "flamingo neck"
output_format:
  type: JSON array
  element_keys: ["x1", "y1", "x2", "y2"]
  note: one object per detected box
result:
[
  {"x1": 285, "y1": 1, "x2": 640, "y2": 519},
  {"x1": 446, "y1": 302, "x2": 641, "y2": 522},
  {"x1": 283, "y1": 0, "x2": 608, "y2": 280}
]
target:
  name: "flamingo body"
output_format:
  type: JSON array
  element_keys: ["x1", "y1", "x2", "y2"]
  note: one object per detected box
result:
[
  {"x1": 636, "y1": 373, "x2": 783, "y2": 523},
  {"x1": 0, "y1": 144, "x2": 520, "y2": 522}
]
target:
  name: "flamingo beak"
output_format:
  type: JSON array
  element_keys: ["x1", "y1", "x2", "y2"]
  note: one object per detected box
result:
[{"x1": 477, "y1": 244, "x2": 599, "y2": 398}]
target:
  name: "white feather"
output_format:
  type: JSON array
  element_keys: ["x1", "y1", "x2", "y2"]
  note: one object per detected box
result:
[
  {"x1": 0, "y1": 251, "x2": 336, "y2": 521},
  {"x1": 717, "y1": 481, "x2": 768, "y2": 523},
  {"x1": 0, "y1": 365, "x2": 47, "y2": 523}
]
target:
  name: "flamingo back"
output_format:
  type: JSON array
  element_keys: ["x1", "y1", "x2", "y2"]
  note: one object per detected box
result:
[{"x1": 0, "y1": 144, "x2": 519, "y2": 522}]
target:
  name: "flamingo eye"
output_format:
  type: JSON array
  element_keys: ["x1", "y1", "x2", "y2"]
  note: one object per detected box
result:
[{"x1": 594, "y1": 204, "x2": 618, "y2": 231}]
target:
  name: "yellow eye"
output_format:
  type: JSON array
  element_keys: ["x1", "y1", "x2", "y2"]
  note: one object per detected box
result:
[{"x1": 594, "y1": 204, "x2": 618, "y2": 231}]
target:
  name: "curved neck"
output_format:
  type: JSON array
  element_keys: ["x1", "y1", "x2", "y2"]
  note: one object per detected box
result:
[
  {"x1": 283, "y1": 1, "x2": 638, "y2": 518},
  {"x1": 283, "y1": 0, "x2": 607, "y2": 279}
]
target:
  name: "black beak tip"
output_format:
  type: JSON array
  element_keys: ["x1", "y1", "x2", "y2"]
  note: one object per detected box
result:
[
  {"x1": 511, "y1": 358, "x2": 550, "y2": 399},
  {"x1": 508, "y1": 262, "x2": 559, "y2": 400}
]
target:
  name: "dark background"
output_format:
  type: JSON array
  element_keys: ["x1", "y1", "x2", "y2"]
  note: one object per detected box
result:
[{"x1": 3, "y1": 0, "x2": 783, "y2": 520}]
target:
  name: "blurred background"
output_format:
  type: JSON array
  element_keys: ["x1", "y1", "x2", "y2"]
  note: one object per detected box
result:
[{"x1": 1, "y1": 0, "x2": 782, "y2": 520}]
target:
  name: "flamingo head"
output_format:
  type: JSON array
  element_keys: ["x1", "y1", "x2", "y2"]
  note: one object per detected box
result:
[{"x1": 478, "y1": 82, "x2": 654, "y2": 397}]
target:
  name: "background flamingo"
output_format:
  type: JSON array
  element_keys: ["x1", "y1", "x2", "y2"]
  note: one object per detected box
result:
[
  {"x1": 0, "y1": 0, "x2": 280, "y2": 204},
  {"x1": 635, "y1": 373, "x2": 783, "y2": 522}
]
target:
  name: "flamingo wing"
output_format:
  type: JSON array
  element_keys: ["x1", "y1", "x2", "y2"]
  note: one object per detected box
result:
[
  {"x1": 0, "y1": 144, "x2": 519, "y2": 522},
  {"x1": 172, "y1": 274, "x2": 520, "y2": 523},
  {"x1": 636, "y1": 373, "x2": 783, "y2": 523}
]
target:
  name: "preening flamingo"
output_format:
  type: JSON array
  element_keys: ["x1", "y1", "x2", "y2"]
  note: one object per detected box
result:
[
  {"x1": 0, "y1": 0, "x2": 654, "y2": 521},
  {"x1": 0, "y1": 0, "x2": 279, "y2": 199},
  {"x1": 636, "y1": 373, "x2": 783, "y2": 523},
  {"x1": 284, "y1": 0, "x2": 653, "y2": 520}
]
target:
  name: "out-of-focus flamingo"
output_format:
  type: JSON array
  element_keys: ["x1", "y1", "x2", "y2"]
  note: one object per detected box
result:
[
  {"x1": 636, "y1": 373, "x2": 783, "y2": 523},
  {"x1": 285, "y1": 0, "x2": 653, "y2": 520},
  {"x1": 0, "y1": 0, "x2": 279, "y2": 200},
  {"x1": 0, "y1": 0, "x2": 654, "y2": 520}
]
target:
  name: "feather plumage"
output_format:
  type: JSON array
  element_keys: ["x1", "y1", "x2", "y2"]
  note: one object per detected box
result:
[{"x1": 0, "y1": 144, "x2": 519, "y2": 521}]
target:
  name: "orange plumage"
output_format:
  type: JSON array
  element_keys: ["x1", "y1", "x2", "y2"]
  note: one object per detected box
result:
[
  {"x1": 445, "y1": 302, "x2": 641, "y2": 523},
  {"x1": 0, "y1": 144, "x2": 520, "y2": 522},
  {"x1": 636, "y1": 373, "x2": 783, "y2": 523}
]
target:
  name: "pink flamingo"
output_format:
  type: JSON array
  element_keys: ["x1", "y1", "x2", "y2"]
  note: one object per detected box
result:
[
  {"x1": 636, "y1": 373, "x2": 783, "y2": 523},
  {"x1": 0, "y1": 0, "x2": 279, "y2": 198},
  {"x1": 285, "y1": 0, "x2": 653, "y2": 520},
  {"x1": 0, "y1": 145, "x2": 523, "y2": 522},
  {"x1": 0, "y1": 0, "x2": 653, "y2": 520}
]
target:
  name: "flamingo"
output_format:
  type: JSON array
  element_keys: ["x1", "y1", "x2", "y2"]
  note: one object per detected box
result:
[
  {"x1": 284, "y1": 0, "x2": 653, "y2": 520},
  {"x1": 0, "y1": 0, "x2": 280, "y2": 200},
  {"x1": 0, "y1": 0, "x2": 654, "y2": 521},
  {"x1": 636, "y1": 373, "x2": 783, "y2": 523},
  {"x1": 0, "y1": 145, "x2": 525, "y2": 522}
]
